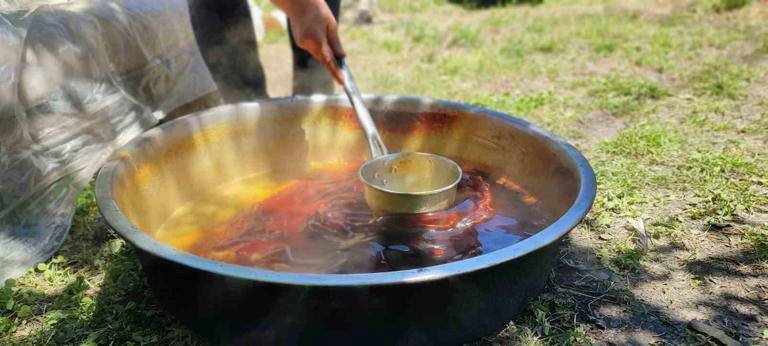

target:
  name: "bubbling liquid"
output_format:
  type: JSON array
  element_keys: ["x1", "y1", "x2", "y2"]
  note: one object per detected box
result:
[{"x1": 177, "y1": 164, "x2": 551, "y2": 274}]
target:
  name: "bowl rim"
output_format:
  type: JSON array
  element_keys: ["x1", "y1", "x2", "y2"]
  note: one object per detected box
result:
[{"x1": 95, "y1": 94, "x2": 596, "y2": 287}]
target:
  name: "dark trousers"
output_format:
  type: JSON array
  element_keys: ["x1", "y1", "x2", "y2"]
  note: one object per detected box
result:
[
  {"x1": 188, "y1": 0, "x2": 267, "y2": 101},
  {"x1": 187, "y1": 0, "x2": 341, "y2": 100}
]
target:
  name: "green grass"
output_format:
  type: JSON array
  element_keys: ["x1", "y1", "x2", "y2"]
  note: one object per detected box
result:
[
  {"x1": 745, "y1": 231, "x2": 768, "y2": 262},
  {"x1": 593, "y1": 41, "x2": 617, "y2": 55},
  {"x1": 402, "y1": 20, "x2": 442, "y2": 45},
  {"x1": 261, "y1": 28, "x2": 288, "y2": 45},
  {"x1": 0, "y1": 185, "x2": 199, "y2": 345},
  {"x1": 487, "y1": 295, "x2": 592, "y2": 345},
  {"x1": 599, "y1": 239, "x2": 646, "y2": 272},
  {"x1": 588, "y1": 121, "x2": 683, "y2": 228},
  {"x1": 678, "y1": 148, "x2": 766, "y2": 220},
  {"x1": 589, "y1": 76, "x2": 669, "y2": 116},
  {"x1": 378, "y1": 0, "x2": 447, "y2": 12},
  {"x1": 599, "y1": 121, "x2": 681, "y2": 162},
  {"x1": 690, "y1": 60, "x2": 753, "y2": 99},
  {"x1": 5, "y1": 0, "x2": 768, "y2": 344},
  {"x1": 647, "y1": 216, "x2": 686, "y2": 242},
  {"x1": 470, "y1": 91, "x2": 556, "y2": 116},
  {"x1": 448, "y1": 25, "x2": 482, "y2": 48},
  {"x1": 710, "y1": 0, "x2": 753, "y2": 11},
  {"x1": 590, "y1": 158, "x2": 649, "y2": 226},
  {"x1": 381, "y1": 39, "x2": 403, "y2": 54},
  {"x1": 455, "y1": 0, "x2": 544, "y2": 7}
]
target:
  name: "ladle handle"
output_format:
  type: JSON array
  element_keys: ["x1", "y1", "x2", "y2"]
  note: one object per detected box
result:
[{"x1": 337, "y1": 58, "x2": 389, "y2": 158}]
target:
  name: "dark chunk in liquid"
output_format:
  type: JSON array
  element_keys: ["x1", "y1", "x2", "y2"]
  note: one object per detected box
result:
[{"x1": 189, "y1": 165, "x2": 550, "y2": 273}]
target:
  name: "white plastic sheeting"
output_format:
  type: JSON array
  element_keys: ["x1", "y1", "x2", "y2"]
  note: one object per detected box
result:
[{"x1": 0, "y1": 0, "x2": 216, "y2": 281}]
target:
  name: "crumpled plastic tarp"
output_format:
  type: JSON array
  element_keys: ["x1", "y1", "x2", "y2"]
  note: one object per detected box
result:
[{"x1": 0, "y1": 0, "x2": 217, "y2": 281}]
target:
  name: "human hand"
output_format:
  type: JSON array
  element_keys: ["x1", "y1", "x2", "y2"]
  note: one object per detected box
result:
[{"x1": 272, "y1": 0, "x2": 346, "y2": 84}]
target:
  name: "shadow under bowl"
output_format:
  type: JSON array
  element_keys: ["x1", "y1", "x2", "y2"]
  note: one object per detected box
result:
[{"x1": 95, "y1": 94, "x2": 596, "y2": 345}]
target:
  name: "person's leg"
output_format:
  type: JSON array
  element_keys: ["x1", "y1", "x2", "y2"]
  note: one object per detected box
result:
[
  {"x1": 187, "y1": 0, "x2": 268, "y2": 102},
  {"x1": 355, "y1": 0, "x2": 374, "y2": 25},
  {"x1": 289, "y1": 0, "x2": 341, "y2": 95}
]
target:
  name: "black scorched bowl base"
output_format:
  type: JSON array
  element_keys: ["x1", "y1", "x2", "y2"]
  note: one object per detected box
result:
[{"x1": 136, "y1": 240, "x2": 559, "y2": 345}]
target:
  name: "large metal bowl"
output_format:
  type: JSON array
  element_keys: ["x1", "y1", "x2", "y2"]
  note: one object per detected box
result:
[{"x1": 95, "y1": 95, "x2": 596, "y2": 344}]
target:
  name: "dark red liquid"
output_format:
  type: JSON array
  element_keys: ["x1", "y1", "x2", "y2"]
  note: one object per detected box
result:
[{"x1": 189, "y1": 165, "x2": 550, "y2": 273}]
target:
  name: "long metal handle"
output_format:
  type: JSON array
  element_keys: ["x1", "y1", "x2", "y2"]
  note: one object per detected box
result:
[{"x1": 337, "y1": 58, "x2": 389, "y2": 158}]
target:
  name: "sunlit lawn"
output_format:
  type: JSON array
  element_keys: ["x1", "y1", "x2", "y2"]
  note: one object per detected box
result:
[{"x1": 2, "y1": 0, "x2": 767, "y2": 344}]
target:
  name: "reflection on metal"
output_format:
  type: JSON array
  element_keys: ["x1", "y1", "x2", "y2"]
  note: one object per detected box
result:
[
  {"x1": 97, "y1": 94, "x2": 596, "y2": 286},
  {"x1": 95, "y1": 95, "x2": 597, "y2": 344},
  {"x1": 338, "y1": 59, "x2": 461, "y2": 213},
  {"x1": 359, "y1": 152, "x2": 462, "y2": 213}
]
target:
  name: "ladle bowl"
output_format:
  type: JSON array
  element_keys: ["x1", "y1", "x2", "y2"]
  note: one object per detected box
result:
[
  {"x1": 95, "y1": 95, "x2": 596, "y2": 345},
  {"x1": 359, "y1": 151, "x2": 462, "y2": 213},
  {"x1": 338, "y1": 59, "x2": 462, "y2": 213}
]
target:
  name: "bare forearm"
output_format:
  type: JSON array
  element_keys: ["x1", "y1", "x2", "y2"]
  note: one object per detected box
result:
[
  {"x1": 270, "y1": 0, "x2": 310, "y2": 19},
  {"x1": 269, "y1": 0, "x2": 345, "y2": 83}
]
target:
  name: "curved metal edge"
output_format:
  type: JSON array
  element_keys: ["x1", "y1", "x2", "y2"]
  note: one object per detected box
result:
[
  {"x1": 358, "y1": 152, "x2": 463, "y2": 196},
  {"x1": 95, "y1": 94, "x2": 597, "y2": 287}
]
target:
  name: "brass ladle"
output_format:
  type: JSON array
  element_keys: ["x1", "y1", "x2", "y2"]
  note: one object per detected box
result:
[{"x1": 337, "y1": 59, "x2": 462, "y2": 214}]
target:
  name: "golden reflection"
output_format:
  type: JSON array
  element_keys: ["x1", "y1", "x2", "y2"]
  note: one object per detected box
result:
[{"x1": 111, "y1": 101, "x2": 577, "y2": 250}]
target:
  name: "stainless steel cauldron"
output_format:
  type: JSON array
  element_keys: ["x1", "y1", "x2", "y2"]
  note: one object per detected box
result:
[{"x1": 95, "y1": 95, "x2": 596, "y2": 345}]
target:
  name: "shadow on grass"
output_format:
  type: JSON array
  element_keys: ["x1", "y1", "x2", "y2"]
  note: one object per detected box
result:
[
  {"x1": 683, "y1": 248, "x2": 768, "y2": 331},
  {"x1": 448, "y1": 0, "x2": 543, "y2": 9},
  {"x1": 3, "y1": 222, "x2": 202, "y2": 345},
  {"x1": 10, "y1": 225, "x2": 766, "y2": 345},
  {"x1": 479, "y1": 236, "x2": 767, "y2": 344}
]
